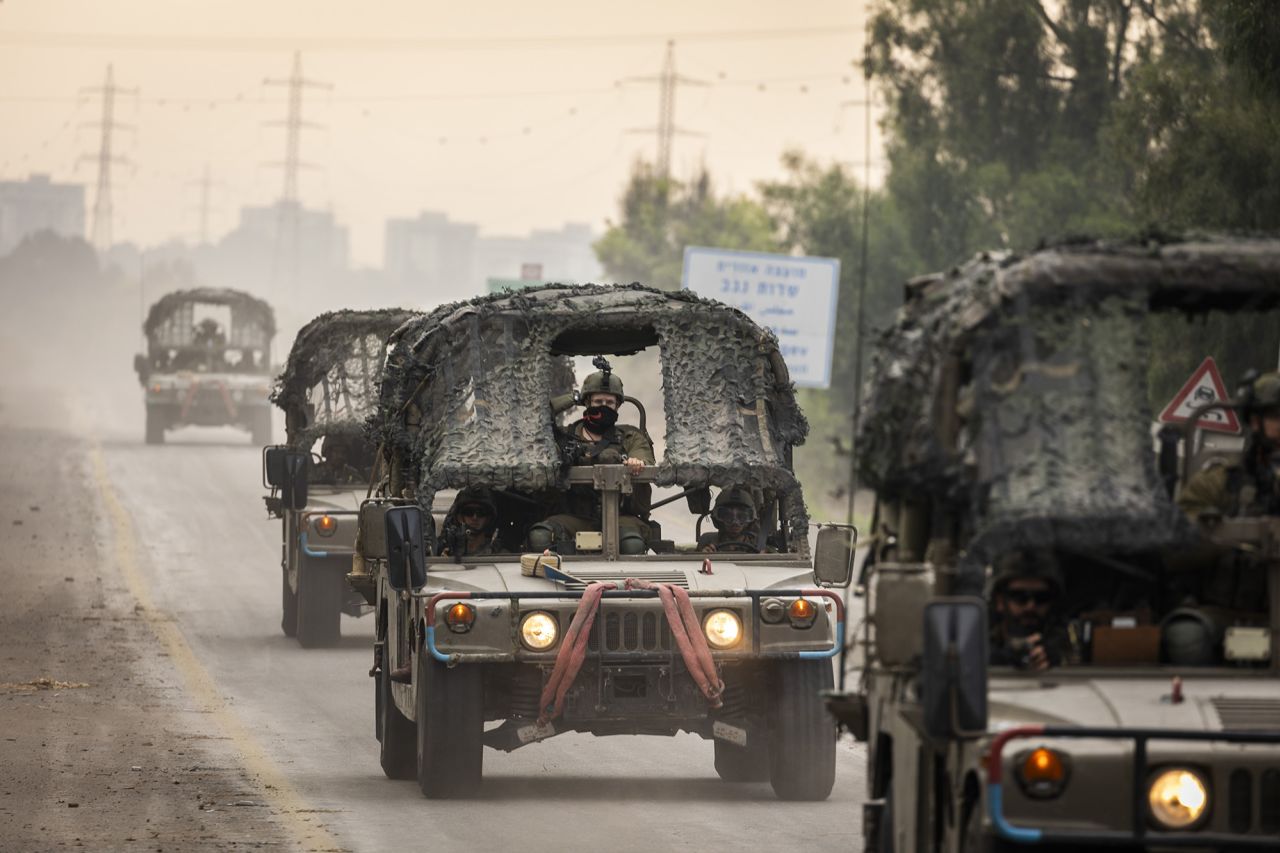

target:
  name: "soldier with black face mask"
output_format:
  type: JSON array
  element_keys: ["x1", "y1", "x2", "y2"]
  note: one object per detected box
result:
[{"x1": 528, "y1": 362, "x2": 656, "y2": 555}]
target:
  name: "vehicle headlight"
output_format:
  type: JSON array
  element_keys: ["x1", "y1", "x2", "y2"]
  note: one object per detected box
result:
[
  {"x1": 1148, "y1": 768, "x2": 1209, "y2": 829},
  {"x1": 520, "y1": 612, "x2": 558, "y2": 651},
  {"x1": 703, "y1": 609, "x2": 742, "y2": 650},
  {"x1": 313, "y1": 514, "x2": 337, "y2": 537}
]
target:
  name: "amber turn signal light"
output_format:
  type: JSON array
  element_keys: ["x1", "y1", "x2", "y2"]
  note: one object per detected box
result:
[
  {"x1": 1016, "y1": 747, "x2": 1069, "y2": 799},
  {"x1": 788, "y1": 598, "x2": 816, "y2": 627},
  {"x1": 445, "y1": 602, "x2": 476, "y2": 633},
  {"x1": 314, "y1": 514, "x2": 338, "y2": 537}
]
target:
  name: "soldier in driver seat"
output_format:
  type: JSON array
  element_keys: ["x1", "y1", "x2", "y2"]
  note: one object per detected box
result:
[{"x1": 698, "y1": 487, "x2": 771, "y2": 554}]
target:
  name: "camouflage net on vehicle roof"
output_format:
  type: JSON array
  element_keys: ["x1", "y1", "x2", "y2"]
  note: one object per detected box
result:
[
  {"x1": 376, "y1": 283, "x2": 811, "y2": 546},
  {"x1": 272, "y1": 308, "x2": 417, "y2": 449},
  {"x1": 857, "y1": 237, "x2": 1280, "y2": 591},
  {"x1": 142, "y1": 287, "x2": 276, "y2": 348}
]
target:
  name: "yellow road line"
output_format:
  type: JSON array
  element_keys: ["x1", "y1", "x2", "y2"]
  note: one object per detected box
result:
[{"x1": 89, "y1": 444, "x2": 345, "y2": 853}]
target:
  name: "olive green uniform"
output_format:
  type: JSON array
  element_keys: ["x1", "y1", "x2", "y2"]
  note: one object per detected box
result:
[{"x1": 542, "y1": 420, "x2": 655, "y2": 548}]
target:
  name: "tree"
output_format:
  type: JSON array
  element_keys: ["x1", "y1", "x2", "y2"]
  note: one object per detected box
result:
[{"x1": 594, "y1": 162, "x2": 778, "y2": 290}]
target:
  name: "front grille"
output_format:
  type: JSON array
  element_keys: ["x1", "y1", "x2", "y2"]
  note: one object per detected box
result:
[
  {"x1": 1211, "y1": 697, "x2": 1280, "y2": 731},
  {"x1": 1229, "y1": 769, "x2": 1252, "y2": 833},
  {"x1": 560, "y1": 570, "x2": 689, "y2": 590},
  {"x1": 588, "y1": 611, "x2": 673, "y2": 653},
  {"x1": 1262, "y1": 769, "x2": 1280, "y2": 833}
]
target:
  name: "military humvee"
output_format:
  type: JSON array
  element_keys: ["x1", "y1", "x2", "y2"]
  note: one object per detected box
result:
[
  {"x1": 350, "y1": 284, "x2": 855, "y2": 800},
  {"x1": 834, "y1": 238, "x2": 1280, "y2": 851},
  {"x1": 134, "y1": 288, "x2": 276, "y2": 444},
  {"x1": 263, "y1": 308, "x2": 417, "y2": 647}
]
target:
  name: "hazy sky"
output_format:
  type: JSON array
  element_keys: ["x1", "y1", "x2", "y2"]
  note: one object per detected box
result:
[{"x1": 0, "y1": 1, "x2": 878, "y2": 265}]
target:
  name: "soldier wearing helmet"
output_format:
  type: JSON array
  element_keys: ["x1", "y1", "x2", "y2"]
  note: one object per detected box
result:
[
  {"x1": 313, "y1": 434, "x2": 365, "y2": 485},
  {"x1": 988, "y1": 549, "x2": 1070, "y2": 671},
  {"x1": 1179, "y1": 371, "x2": 1280, "y2": 518},
  {"x1": 440, "y1": 487, "x2": 500, "y2": 558},
  {"x1": 528, "y1": 360, "x2": 656, "y2": 555},
  {"x1": 698, "y1": 487, "x2": 769, "y2": 554}
]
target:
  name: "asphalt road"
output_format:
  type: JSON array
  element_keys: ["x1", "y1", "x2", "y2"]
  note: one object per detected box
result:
[{"x1": 53, "y1": 402, "x2": 867, "y2": 852}]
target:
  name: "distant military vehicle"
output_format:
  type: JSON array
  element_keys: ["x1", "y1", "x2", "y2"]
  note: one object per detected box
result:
[
  {"x1": 831, "y1": 238, "x2": 1280, "y2": 851},
  {"x1": 134, "y1": 288, "x2": 275, "y2": 444},
  {"x1": 263, "y1": 308, "x2": 417, "y2": 648},
  {"x1": 351, "y1": 284, "x2": 855, "y2": 800}
]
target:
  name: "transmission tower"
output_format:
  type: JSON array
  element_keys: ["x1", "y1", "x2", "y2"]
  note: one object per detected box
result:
[
  {"x1": 625, "y1": 41, "x2": 707, "y2": 178},
  {"x1": 79, "y1": 64, "x2": 136, "y2": 251},
  {"x1": 188, "y1": 163, "x2": 223, "y2": 245},
  {"x1": 263, "y1": 52, "x2": 331, "y2": 288}
]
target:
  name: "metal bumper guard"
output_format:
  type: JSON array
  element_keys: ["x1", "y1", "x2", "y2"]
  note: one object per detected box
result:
[
  {"x1": 422, "y1": 588, "x2": 845, "y2": 665},
  {"x1": 987, "y1": 724, "x2": 1280, "y2": 848}
]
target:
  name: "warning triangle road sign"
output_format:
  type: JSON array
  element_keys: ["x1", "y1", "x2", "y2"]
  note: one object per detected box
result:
[{"x1": 1158, "y1": 356, "x2": 1241, "y2": 434}]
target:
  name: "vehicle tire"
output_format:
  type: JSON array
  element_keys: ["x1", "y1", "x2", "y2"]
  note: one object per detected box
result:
[
  {"x1": 144, "y1": 407, "x2": 165, "y2": 445},
  {"x1": 714, "y1": 738, "x2": 770, "y2": 782},
  {"x1": 767, "y1": 660, "x2": 837, "y2": 801},
  {"x1": 295, "y1": 560, "x2": 342, "y2": 648},
  {"x1": 280, "y1": 567, "x2": 298, "y2": 638},
  {"x1": 878, "y1": 787, "x2": 895, "y2": 853},
  {"x1": 415, "y1": 644, "x2": 483, "y2": 798},
  {"x1": 250, "y1": 407, "x2": 272, "y2": 445},
  {"x1": 378, "y1": 660, "x2": 416, "y2": 780}
]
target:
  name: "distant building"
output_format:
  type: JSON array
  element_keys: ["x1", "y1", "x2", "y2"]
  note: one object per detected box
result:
[
  {"x1": 385, "y1": 212, "x2": 602, "y2": 299},
  {"x1": 476, "y1": 222, "x2": 601, "y2": 286},
  {"x1": 0, "y1": 174, "x2": 85, "y2": 256},
  {"x1": 384, "y1": 211, "x2": 478, "y2": 294}
]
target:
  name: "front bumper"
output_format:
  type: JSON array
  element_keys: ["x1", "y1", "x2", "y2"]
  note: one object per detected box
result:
[
  {"x1": 422, "y1": 587, "x2": 844, "y2": 665},
  {"x1": 988, "y1": 725, "x2": 1280, "y2": 848}
]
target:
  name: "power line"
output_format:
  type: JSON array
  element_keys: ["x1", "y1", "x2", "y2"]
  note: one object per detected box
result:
[
  {"x1": 79, "y1": 64, "x2": 136, "y2": 250},
  {"x1": 0, "y1": 26, "x2": 862, "y2": 53},
  {"x1": 624, "y1": 41, "x2": 708, "y2": 179}
]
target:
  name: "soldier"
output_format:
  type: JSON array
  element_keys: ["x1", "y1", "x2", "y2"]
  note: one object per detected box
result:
[
  {"x1": 988, "y1": 550, "x2": 1070, "y2": 671},
  {"x1": 440, "y1": 487, "x2": 500, "y2": 558},
  {"x1": 312, "y1": 434, "x2": 365, "y2": 485},
  {"x1": 1179, "y1": 371, "x2": 1280, "y2": 519},
  {"x1": 528, "y1": 361, "x2": 655, "y2": 555},
  {"x1": 697, "y1": 487, "x2": 769, "y2": 553}
]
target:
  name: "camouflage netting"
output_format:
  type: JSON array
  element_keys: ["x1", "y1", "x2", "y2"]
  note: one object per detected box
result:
[
  {"x1": 143, "y1": 287, "x2": 275, "y2": 349},
  {"x1": 272, "y1": 308, "x2": 418, "y2": 448},
  {"x1": 376, "y1": 284, "x2": 811, "y2": 546},
  {"x1": 857, "y1": 237, "x2": 1280, "y2": 591}
]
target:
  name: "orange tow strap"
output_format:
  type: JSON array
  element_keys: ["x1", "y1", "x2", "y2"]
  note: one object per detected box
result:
[{"x1": 537, "y1": 579, "x2": 725, "y2": 725}]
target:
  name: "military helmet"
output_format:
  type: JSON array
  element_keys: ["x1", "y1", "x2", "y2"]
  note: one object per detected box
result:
[
  {"x1": 1248, "y1": 371, "x2": 1280, "y2": 415},
  {"x1": 712, "y1": 486, "x2": 757, "y2": 527},
  {"x1": 449, "y1": 486, "x2": 497, "y2": 533},
  {"x1": 580, "y1": 370, "x2": 624, "y2": 403},
  {"x1": 989, "y1": 549, "x2": 1063, "y2": 598}
]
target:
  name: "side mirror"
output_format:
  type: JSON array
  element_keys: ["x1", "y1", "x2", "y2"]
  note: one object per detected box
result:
[
  {"x1": 263, "y1": 446, "x2": 308, "y2": 510},
  {"x1": 685, "y1": 486, "x2": 712, "y2": 517},
  {"x1": 813, "y1": 526, "x2": 857, "y2": 587},
  {"x1": 922, "y1": 597, "x2": 988, "y2": 740},
  {"x1": 385, "y1": 505, "x2": 427, "y2": 591},
  {"x1": 358, "y1": 502, "x2": 389, "y2": 560}
]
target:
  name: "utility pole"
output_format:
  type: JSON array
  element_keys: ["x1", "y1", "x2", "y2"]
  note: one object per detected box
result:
[
  {"x1": 263, "y1": 52, "x2": 331, "y2": 291},
  {"x1": 188, "y1": 163, "x2": 222, "y2": 245},
  {"x1": 80, "y1": 64, "x2": 136, "y2": 251},
  {"x1": 625, "y1": 41, "x2": 707, "y2": 179}
]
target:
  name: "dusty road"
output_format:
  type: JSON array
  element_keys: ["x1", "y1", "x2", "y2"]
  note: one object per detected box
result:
[{"x1": 2, "y1": 386, "x2": 866, "y2": 852}]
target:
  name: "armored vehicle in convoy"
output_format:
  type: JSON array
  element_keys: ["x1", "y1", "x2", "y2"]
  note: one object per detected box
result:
[
  {"x1": 350, "y1": 284, "x2": 854, "y2": 800},
  {"x1": 134, "y1": 288, "x2": 276, "y2": 444},
  {"x1": 263, "y1": 308, "x2": 417, "y2": 648},
  {"x1": 835, "y1": 238, "x2": 1280, "y2": 851}
]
